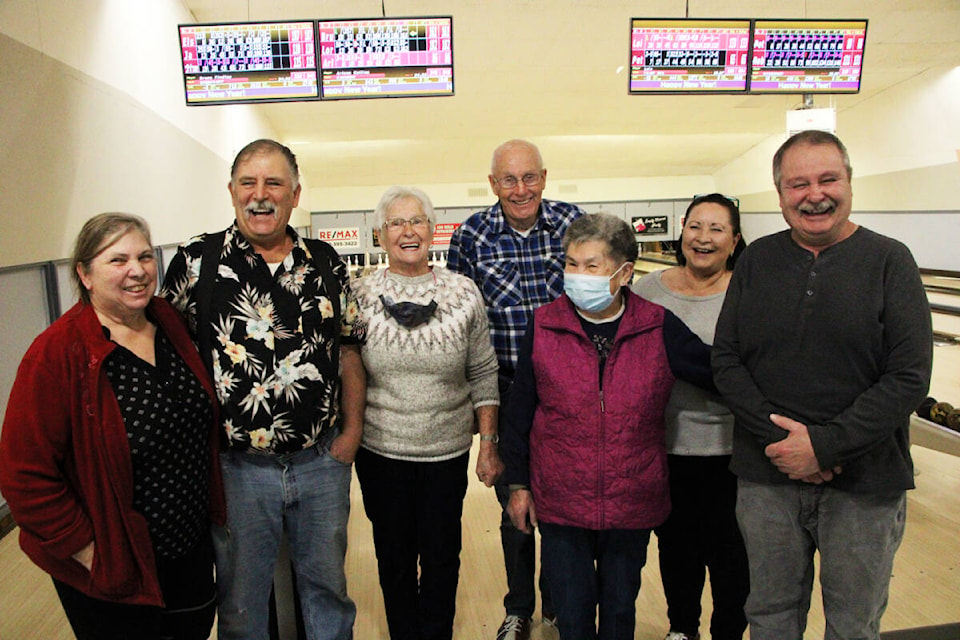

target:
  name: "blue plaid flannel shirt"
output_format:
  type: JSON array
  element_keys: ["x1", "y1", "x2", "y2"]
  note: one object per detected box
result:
[{"x1": 446, "y1": 199, "x2": 585, "y2": 375}]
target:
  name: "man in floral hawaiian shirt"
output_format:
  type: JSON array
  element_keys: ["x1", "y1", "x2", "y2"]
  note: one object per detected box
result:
[{"x1": 162, "y1": 139, "x2": 366, "y2": 640}]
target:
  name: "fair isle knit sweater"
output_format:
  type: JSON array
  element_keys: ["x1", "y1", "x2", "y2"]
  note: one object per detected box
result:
[{"x1": 353, "y1": 267, "x2": 500, "y2": 462}]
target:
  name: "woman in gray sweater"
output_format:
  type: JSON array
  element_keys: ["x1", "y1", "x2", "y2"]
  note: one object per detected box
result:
[
  {"x1": 352, "y1": 186, "x2": 502, "y2": 640},
  {"x1": 632, "y1": 193, "x2": 748, "y2": 640}
]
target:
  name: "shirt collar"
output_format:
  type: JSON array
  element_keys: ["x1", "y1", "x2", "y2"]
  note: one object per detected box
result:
[
  {"x1": 491, "y1": 200, "x2": 555, "y2": 235},
  {"x1": 226, "y1": 221, "x2": 303, "y2": 255}
]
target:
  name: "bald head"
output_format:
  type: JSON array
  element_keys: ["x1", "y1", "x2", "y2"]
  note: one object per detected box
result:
[
  {"x1": 491, "y1": 139, "x2": 544, "y2": 175},
  {"x1": 488, "y1": 139, "x2": 547, "y2": 232}
]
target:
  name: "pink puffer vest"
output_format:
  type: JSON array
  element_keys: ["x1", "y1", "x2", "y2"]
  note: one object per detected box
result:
[{"x1": 529, "y1": 291, "x2": 674, "y2": 530}]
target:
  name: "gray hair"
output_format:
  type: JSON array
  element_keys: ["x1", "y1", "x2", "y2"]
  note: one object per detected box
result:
[
  {"x1": 373, "y1": 186, "x2": 437, "y2": 228},
  {"x1": 230, "y1": 139, "x2": 300, "y2": 190},
  {"x1": 490, "y1": 139, "x2": 544, "y2": 175},
  {"x1": 773, "y1": 130, "x2": 852, "y2": 193},
  {"x1": 71, "y1": 212, "x2": 153, "y2": 304},
  {"x1": 562, "y1": 213, "x2": 639, "y2": 265}
]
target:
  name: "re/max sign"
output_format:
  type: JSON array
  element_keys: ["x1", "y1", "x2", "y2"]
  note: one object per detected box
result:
[
  {"x1": 317, "y1": 228, "x2": 360, "y2": 240},
  {"x1": 317, "y1": 227, "x2": 361, "y2": 248}
]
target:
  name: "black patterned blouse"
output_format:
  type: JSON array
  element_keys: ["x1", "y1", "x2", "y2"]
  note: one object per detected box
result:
[{"x1": 103, "y1": 324, "x2": 212, "y2": 559}]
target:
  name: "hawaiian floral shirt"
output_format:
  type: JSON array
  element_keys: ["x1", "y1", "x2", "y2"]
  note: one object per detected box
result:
[{"x1": 161, "y1": 223, "x2": 364, "y2": 456}]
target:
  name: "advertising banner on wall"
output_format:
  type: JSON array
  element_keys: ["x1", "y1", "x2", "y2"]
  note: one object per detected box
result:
[
  {"x1": 317, "y1": 227, "x2": 361, "y2": 249},
  {"x1": 431, "y1": 222, "x2": 460, "y2": 247},
  {"x1": 631, "y1": 216, "x2": 669, "y2": 235}
]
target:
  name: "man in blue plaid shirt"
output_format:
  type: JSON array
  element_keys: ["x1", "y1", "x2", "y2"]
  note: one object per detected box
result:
[{"x1": 447, "y1": 139, "x2": 584, "y2": 640}]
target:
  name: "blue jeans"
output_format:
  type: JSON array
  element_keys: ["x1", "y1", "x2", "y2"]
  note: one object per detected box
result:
[
  {"x1": 213, "y1": 440, "x2": 355, "y2": 640},
  {"x1": 540, "y1": 523, "x2": 650, "y2": 640},
  {"x1": 736, "y1": 479, "x2": 907, "y2": 640},
  {"x1": 496, "y1": 375, "x2": 552, "y2": 620}
]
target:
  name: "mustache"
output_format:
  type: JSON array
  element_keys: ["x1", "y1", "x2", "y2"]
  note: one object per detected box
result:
[
  {"x1": 244, "y1": 199, "x2": 277, "y2": 217},
  {"x1": 798, "y1": 199, "x2": 836, "y2": 215}
]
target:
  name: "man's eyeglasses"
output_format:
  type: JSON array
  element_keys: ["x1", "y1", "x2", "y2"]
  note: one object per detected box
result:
[
  {"x1": 383, "y1": 216, "x2": 430, "y2": 231},
  {"x1": 493, "y1": 173, "x2": 542, "y2": 189}
]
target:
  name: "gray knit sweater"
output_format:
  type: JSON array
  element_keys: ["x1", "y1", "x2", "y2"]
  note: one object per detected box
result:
[{"x1": 352, "y1": 267, "x2": 500, "y2": 462}]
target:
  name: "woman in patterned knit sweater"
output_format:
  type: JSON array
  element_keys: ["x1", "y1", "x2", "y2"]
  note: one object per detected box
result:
[{"x1": 352, "y1": 186, "x2": 502, "y2": 640}]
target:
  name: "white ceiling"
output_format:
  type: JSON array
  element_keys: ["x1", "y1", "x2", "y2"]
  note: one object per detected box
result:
[{"x1": 178, "y1": 0, "x2": 960, "y2": 190}]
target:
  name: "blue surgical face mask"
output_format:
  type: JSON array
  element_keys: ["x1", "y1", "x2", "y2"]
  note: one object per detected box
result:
[{"x1": 563, "y1": 263, "x2": 627, "y2": 313}]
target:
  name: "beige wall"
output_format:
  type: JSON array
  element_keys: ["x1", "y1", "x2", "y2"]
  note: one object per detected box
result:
[
  {"x1": 0, "y1": 0, "x2": 295, "y2": 268},
  {"x1": 1, "y1": 1, "x2": 958, "y2": 268},
  {"x1": 725, "y1": 67, "x2": 960, "y2": 212}
]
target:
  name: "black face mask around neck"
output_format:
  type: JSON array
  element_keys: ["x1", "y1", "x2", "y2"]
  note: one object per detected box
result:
[{"x1": 379, "y1": 295, "x2": 438, "y2": 328}]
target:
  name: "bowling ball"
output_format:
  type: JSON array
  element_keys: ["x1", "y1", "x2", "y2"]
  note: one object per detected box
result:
[
  {"x1": 916, "y1": 396, "x2": 937, "y2": 420},
  {"x1": 946, "y1": 410, "x2": 960, "y2": 432},
  {"x1": 929, "y1": 401, "x2": 954, "y2": 425}
]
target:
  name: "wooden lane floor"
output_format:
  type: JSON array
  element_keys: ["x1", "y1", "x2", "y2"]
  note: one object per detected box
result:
[{"x1": 1, "y1": 438, "x2": 958, "y2": 639}]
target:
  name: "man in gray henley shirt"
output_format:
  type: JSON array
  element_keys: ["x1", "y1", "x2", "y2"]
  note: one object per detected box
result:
[{"x1": 712, "y1": 130, "x2": 932, "y2": 640}]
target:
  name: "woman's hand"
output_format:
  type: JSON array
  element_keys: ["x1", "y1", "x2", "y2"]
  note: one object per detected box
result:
[
  {"x1": 475, "y1": 441, "x2": 504, "y2": 487},
  {"x1": 72, "y1": 542, "x2": 95, "y2": 571}
]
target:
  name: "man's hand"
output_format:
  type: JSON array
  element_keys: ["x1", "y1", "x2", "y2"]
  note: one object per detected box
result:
[
  {"x1": 333, "y1": 343, "x2": 365, "y2": 465},
  {"x1": 507, "y1": 489, "x2": 537, "y2": 534},
  {"x1": 765, "y1": 414, "x2": 822, "y2": 479},
  {"x1": 329, "y1": 431, "x2": 361, "y2": 465}
]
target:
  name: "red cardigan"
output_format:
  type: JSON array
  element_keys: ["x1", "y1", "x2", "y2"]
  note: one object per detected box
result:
[{"x1": 0, "y1": 299, "x2": 225, "y2": 606}]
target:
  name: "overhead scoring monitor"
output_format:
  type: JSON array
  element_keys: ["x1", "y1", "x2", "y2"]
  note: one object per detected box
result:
[
  {"x1": 629, "y1": 18, "x2": 751, "y2": 94},
  {"x1": 178, "y1": 21, "x2": 319, "y2": 105},
  {"x1": 749, "y1": 19, "x2": 868, "y2": 93},
  {"x1": 317, "y1": 16, "x2": 454, "y2": 99}
]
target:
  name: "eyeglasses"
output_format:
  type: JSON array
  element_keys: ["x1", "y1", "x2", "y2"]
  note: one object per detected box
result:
[
  {"x1": 693, "y1": 193, "x2": 740, "y2": 208},
  {"x1": 383, "y1": 216, "x2": 430, "y2": 231},
  {"x1": 493, "y1": 173, "x2": 543, "y2": 189}
]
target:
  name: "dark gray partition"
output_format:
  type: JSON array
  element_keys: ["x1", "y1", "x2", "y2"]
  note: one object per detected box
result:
[
  {"x1": 54, "y1": 259, "x2": 77, "y2": 316},
  {"x1": 0, "y1": 266, "x2": 55, "y2": 509}
]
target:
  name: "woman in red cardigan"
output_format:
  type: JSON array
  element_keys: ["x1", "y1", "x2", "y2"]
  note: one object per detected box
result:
[{"x1": 0, "y1": 213, "x2": 225, "y2": 640}]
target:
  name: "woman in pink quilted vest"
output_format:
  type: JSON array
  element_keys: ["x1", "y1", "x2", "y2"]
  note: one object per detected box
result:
[{"x1": 499, "y1": 212, "x2": 714, "y2": 640}]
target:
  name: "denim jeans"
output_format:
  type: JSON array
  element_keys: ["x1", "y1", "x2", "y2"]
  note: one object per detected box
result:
[
  {"x1": 213, "y1": 439, "x2": 355, "y2": 640},
  {"x1": 355, "y1": 448, "x2": 469, "y2": 640},
  {"x1": 656, "y1": 455, "x2": 748, "y2": 640},
  {"x1": 736, "y1": 479, "x2": 907, "y2": 640},
  {"x1": 540, "y1": 523, "x2": 650, "y2": 640},
  {"x1": 495, "y1": 480, "x2": 553, "y2": 619},
  {"x1": 496, "y1": 376, "x2": 552, "y2": 620}
]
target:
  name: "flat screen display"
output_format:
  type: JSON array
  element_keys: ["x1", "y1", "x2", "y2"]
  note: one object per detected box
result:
[
  {"x1": 317, "y1": 16, "x2": 453, "y2": 99},
  {"x1": 179, "y1": 21, "x2": 319, "y2": 105},
  {"x1": 749, "y1": 19, "x2": 867, "y2": 93},
  {"x1": 629, "y1": 18, "x2": 751, "y2": 93}
]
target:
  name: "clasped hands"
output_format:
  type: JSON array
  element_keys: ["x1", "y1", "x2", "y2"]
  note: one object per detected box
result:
[{"x1": 765, "y1": 414, "x2": 842, "y2": 484}]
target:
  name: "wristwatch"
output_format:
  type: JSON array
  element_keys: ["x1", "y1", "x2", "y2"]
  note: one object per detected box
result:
[{"x1": 479, "y1": 433, "x2": 499, "y2": 443}]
